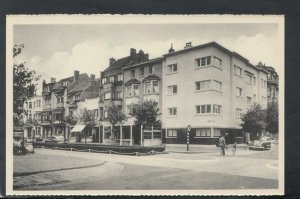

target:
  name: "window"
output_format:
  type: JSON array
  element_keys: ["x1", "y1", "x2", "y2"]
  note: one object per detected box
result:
[
  {"x1": 117, "y1": 74, "x2": 123, "y2": 81},
  {"x1": 139, "y1": 67, "x2": 144, "y2": 76},
  {"x1": 33, "y1": 102, "x2": 35, "y2": 108},
  {"x1": 261, "y1": 79, "x2": 267, "y2": 88},
  {"x1": 214, "y1": 56, "x2": 222, "y2": 68},
  {"x1": 63, "y1": 81, "x2": 68, "y2": 86},
  {"x1": 247, "y1": 96, "x2": 252, "y2": 104},
  {"x1": 104, "y1": 92, "x2": 111, "y2": 100},
  {"x1": 29, "y1": 102, "x2": 32, "y2": 109},
  {"x1": 104, "y1": 111, "x2": 108, "y2": 119},
  {"x1": 236, "y1": 87, "x2": 242, "y2": 97},
  {"x1": 195, "y1": 56, "x2": 211, "y2": 67},
  {"x1": 116, "y1": 91, "x2": 122, "y2": 99},
  {"x1": 130, "y1": 70, "x2": 135, "y2": 78},
  {"x1": 109, "y1": 76, "x2": 115, "y2": 82},
  {"x1": 196, "y1": 129, "x2": 211, "y2": 137},
  {"x1": 167, "y1": 129, "x2": 177, "y2": 137},
  {"x1": 253, "y1": 94, "x2": 256, "y2": 102},
  {"x1": 153, "y1": 80, "x2": 159, "y2": 93},
  {"x1": 214, "y1": 129, "x2": 221, "y2": 137},
  {"x1": 127, "y1": 85, "x2": 133, "y2": 96},
  {"x1": 133, "y1": 85, "x2": 139, "y2": 95},
  {"x1": 236, "y1": 108, "x2": 242, "y2": 118},
  {"x1": 234, "y1": 65, "x2": 242, "y2": 76},
  {"x1": 168, "y1": 107, "x2": 177, "y2": 116},
  {"x1": 196, "y1": 104, "x2": 211, "y2": 114},
  {"x1": 213, "y1": 105, "x2": 222, "y2": 114},
  {"x1": 102, "y1": 77, "x2": 107, "y2": 84},
  {"x1": 262, "y1": 96, "x2": 267, "y2": 104},
  {"x1": 253, "y1": 76, "x2": 256, "y2": 85},
  {"x1": 213, "y1": 80, "x2": 222, "y2": 91},
  {"x1": 145, "y1": 81, "x2": 151, "y2": 94},
  {"x1": 149, "y1": 66, "x2": 154, "y2": 74},
  {"x1": 246, "y1": 74, "x2": 252, "y2": 84},
  {"x1": 94, "y1": 109, "x2": 99, "y2": 118},
  {"x1": 195, "y1": 80, "x2": 211, "y2": 91},
  {"x1": 167, "y1": 64, "x2": 177, "y2": 73},
  {"x1": 167, "y1": 85, "x2": 177, "y2": 94}
]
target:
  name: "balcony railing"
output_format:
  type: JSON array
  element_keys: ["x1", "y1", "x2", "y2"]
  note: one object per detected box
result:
[
  {"x1": 43, "y1": 104, "x2": 51, "y2": 110},
  {"x1": 56, "y1": 103, "x2": 64, "y2": 108}
]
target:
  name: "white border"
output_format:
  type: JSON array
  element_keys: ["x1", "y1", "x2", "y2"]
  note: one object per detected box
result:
[{"x1": 6, "y1": 14, "x2": 284, "y2": 196}]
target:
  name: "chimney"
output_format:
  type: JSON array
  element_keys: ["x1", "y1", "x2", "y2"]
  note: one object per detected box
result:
[
  {"x1": 109, "y1": 57, "x2": 116, "y2": 66},
  {"x1": 99, "y1": 71, "x2": 102, "y2": 87},
  {"x1": 169, "y1": 43, "x2": 175, "y2": 53},
  {"x1": 90, "y1": 74, "x2": 95, "y2": 82},
  {"x1": 130, "y1": 48, "x2": 136, "y2": 59},
  {"x1": 144, "y1": 53, "x2": 149, "y2": 61},
  {"x1": 43, "y1": 79, "x2": 46, "y2": 85},
  {"x1": 74, "y1": 70, "x2": 79, "y2": 82},
  {"x1": 51, "y1": 78, "x2": 56, "y2": 83},
  {"x1": 184, "y1": 42, "x2": 192, "y2": 49}
]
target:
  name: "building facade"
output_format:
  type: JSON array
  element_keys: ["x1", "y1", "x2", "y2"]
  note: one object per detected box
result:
[
  {"x1": 23, "y1": 95, "x2": 44, "y2": 140},
  {"x1": 161, "y1": 42, "x2": 268, "y2": 144}
]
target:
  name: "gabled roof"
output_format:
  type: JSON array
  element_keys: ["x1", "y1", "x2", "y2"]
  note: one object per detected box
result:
[
  {"x1": 122, "y1": 57, "x2": 162, "y2": 70},
  {"x1": 67, "y1": 73, "x2": 89, "y2": 93},
  {"x1": 103, "y1": 56, "x2": 131, "y2": 72},
  {"x1": 142, "y1": 74, "x2": 161, "y2": 82},
  {"x1": 124, "y1": 78, "x2": 141, "y2": 86},
  {"x1": 80, "y1": 79, "x2": 100, "y2": 100}
]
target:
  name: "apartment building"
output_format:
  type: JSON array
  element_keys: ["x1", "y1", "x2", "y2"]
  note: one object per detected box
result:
[
  {"x1": 257, "y1": 63, "x2": 279, "y2": 103},
  {"x1": 99, "y1": 48, "x2": 149, "y2": 145},
  {"x1": 162, "y1": 42, "x2": 268, "y2": 145},
  {"x1": 23, "y1": 95, "x2": 44, "y2": 140},
  {"x1": 122, "y1": 57, "x2": 163, "y2": 145}
]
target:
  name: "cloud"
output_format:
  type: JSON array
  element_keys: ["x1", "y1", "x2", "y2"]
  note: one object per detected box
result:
[{"x1": 32, "y1": 32, "x2": 281, "y2": 85}]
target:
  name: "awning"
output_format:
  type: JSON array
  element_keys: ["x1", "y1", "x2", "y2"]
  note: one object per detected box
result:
[{"x1": 71, "y1": 125, "x2": 86, "y2": 132}]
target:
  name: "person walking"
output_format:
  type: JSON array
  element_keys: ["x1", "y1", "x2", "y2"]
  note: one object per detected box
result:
[
  {"x1": 232, "y1": 141, "x2": 237, "y2": 156},
  {"x1": 219, "y1": 135, "x2": 226, "y2": 156}
]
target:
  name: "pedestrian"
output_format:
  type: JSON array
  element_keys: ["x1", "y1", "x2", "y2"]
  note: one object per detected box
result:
[
  {"x1": 269, "y1": 139, "x2": 275, "y2": 158},
  {"x1": 232, "y1": 141, "x2": 237, "y2": 156},
  {"x1": 219, "y1": 134, "x2": 226, "y2": 156}
]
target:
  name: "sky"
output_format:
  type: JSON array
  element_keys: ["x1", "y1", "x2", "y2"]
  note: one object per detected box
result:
[{"x1": 13, "y1": 23, "x2": 281, "y2": 92}]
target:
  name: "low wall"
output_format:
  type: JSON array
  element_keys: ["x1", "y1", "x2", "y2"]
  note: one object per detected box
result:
[{"x1": 34, "y1": 142, "x2": 165, "y2": 154}]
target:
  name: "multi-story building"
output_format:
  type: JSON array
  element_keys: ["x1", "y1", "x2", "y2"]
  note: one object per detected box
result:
[
  {"x1": 23, "y1": 95, "x2": 44, "y2": 140},
  {"x1": 67, "y1": 75, "x2": 100, "y2": 142},
  {"x1": 257, "y1": 62, "x2": 279, "y2": 103},
  {"x1": 122, "y1": 57, "x2": 163, "y2": 145},
  {"x1": 41, "y1": 70, "x2": 90, "y2": 138},
  {"x1": 99, "y1": 48, "x2": 149, "y2": 145},
  {"x1": 161, "y1": 41, "x2": 268, "y2": 145}
]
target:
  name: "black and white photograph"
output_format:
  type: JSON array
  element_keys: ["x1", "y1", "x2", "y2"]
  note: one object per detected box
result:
[{"x1": 6, "y1": 15, "x2": 284, "y2": 196}]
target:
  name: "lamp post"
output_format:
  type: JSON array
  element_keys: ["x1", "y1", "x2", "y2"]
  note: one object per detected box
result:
[{"x1": 187, "y1": 124, "x2": 191, "y2": 151}]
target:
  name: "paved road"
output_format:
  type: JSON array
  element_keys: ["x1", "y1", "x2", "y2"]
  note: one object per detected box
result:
[{"x1": 13, "y1": 148, "x2": 278, "y2": 190}]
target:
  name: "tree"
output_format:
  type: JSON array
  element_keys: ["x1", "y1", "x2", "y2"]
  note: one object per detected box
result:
[
  {"x1": 13, "y1": 44, "x2": 40, "y2": 127},
  {"x1": 240, "y1": 103, "x2": 267, "y2": 139},
  {"x1": 130, "y1": 100, "x2": 161, "y2": 127},
  {"x1": 80, "y1": 108, "x2": 95, "y2": 144},
  {"x1": 266, "y1": 101, "x2": 279, "y2": 135},
  {"x1": 62, "y1": 115, "x2": 78, "y2": 141},
  {"x1": 106, "y1": 102, "x2": 126, "y2": 128}
]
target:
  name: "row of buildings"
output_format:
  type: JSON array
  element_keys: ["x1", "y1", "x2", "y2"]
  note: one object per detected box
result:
[{"x1": 23, "y1": 41, "x2": 279, "y2": 145}]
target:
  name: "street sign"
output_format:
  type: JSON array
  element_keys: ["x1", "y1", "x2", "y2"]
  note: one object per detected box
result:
[
  {"x1": 187, "y1": 124, "x2": 191, "y2": 151},
  {"x1": 187, "y1": 124, "x2": 191, "y2": 132}
]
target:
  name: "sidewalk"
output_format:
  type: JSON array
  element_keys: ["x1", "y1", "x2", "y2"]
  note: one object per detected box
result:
[{"x1": 166, "y1": 144, "x2": 261, "y2": 155}]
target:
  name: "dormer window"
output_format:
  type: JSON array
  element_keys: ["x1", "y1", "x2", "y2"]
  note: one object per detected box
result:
[
  {"x1": 109, "y1": 76, "x2": 115, "y2": 82},
  {"x1": 63, "y1": 81, "x2": 68, "y2": 86}
]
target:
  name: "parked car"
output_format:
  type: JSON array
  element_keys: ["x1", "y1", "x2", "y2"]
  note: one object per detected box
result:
[
  {"x1": 248, "y1": 136, "x2": 271, "y2": 150},
  {"x1": 45, "y1": 135, "x2": 65, "y2": 143}
]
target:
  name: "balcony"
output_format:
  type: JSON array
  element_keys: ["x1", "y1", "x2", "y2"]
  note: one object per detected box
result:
[
  {"x1": 40, "y1": 120, "x2": 51, "y2": 125},
  {"x1": 112, "y1": 98, "x2": 122, "y2": 106},
  {"x1": 43, "y1": 104, "x2": 51, "y2": 110},
  {"x1": 56, "y1": 103, "x2": 64, "y2": 108}
]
